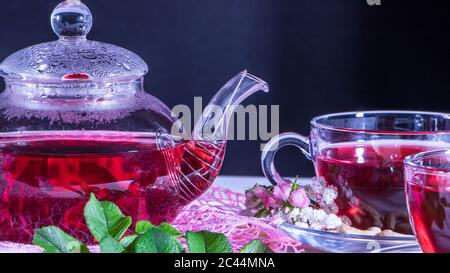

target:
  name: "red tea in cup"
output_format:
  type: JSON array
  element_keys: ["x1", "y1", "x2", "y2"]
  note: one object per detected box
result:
[{"x1": 317, "y1": 140, "x2": 446, "y2": 231}]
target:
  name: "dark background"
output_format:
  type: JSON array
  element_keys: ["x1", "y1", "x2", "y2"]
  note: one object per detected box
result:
[{"x1": 0, "y1": 0, "x2": 449, "y2": 177}]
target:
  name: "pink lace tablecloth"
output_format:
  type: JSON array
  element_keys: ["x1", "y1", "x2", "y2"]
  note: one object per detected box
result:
[
  {"x1": 0, "y1": 186, "x2": 303, "y2": 253},
  {"x1": 172, "y1": 186, "x2": 304, "y2": 253}
]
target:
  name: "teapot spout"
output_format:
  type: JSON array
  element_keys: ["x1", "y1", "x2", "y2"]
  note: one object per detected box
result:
[
  {"x1": 175, "y1": 71, "x2": 268, "y2": 204},
  {"x1": 192, "y1": 70, "x2": 269, "y2": 141}
]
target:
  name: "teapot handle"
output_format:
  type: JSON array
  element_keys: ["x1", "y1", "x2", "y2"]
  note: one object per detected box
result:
[{"x1": 261, "y1": 133, "x2": 312, "y2": 185}]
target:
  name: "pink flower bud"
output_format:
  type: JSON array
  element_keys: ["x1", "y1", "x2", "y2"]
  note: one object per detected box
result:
[
  {"x1": 272, "y1": 181, "x2": 292, "y2": 202},
  {"x1": 289, "y1": 188, "x2": 310, "y2": 208},
  {"x1": 254, "y1": 187, "x2": 281, "y2": 209}
]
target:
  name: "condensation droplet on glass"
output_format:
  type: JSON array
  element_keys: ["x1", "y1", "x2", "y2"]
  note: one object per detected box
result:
[
  {"x1": 38, "y1": 64, "x2": 49, "y2": 73},
  {"x1": 84, "y1": 54, "x2": 96, "y2": 60},
  {"x1": 122, "y1": 63, "x2": 131, "y2": 71},
  {"x1": 78, "y1": 49, "x2": 92, "y2": 53}
]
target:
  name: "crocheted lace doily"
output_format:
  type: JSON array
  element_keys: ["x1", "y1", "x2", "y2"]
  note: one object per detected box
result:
[{"x1": 172, "y1": 186, "x2": 304, "y2": 253}]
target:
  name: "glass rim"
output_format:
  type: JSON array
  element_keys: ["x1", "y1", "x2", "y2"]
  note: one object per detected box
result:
[
  {"x1": 311, "y1": 110, "x2": 450, "y2": 135},
  {"x1": 404, "y1": 149, "x2": 450, "y2": 175}
]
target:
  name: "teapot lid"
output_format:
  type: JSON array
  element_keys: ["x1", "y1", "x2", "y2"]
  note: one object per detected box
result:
[{"x1": 0, "y1": 0, "x2": 148, "y2": 85}]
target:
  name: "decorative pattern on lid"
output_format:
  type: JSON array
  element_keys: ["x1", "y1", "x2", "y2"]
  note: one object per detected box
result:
[{"x1": 0, "y1": 0, "x2": 148, "y2": 84}]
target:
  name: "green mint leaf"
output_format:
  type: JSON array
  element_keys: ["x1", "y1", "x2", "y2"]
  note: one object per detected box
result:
[
  {"x1": 128, "y1": 228, "x2": 183, "y2": 253},
  {"x1": 84, "y1": 193, "x2": 132, "y2": 242},
  {"x1": 240, "y1": 240, "x2": 272, "y2": 253},
  {"x1": 127, "y1": 231, "x2": 157, "y2": 253},
  {"x1": 186, "y1": 231, "x2": 232, "y2": 253},
  {"x1": 135, "y1": 221, "x2": 154, "y2": 235},
  {"x1": 159, "y1": 222, "x2": 183, "y2": 237},
  {"x1": 33, "y1": 226, "x2": 90, "y2": 253},
  {"x1": 120, "y1": 235, "x2": 138, "y2": 248},
  {"x1": 100, "y1": 235, "x2": 125, "y2": 253},
  {"x1": 149, "y1": 227, "x2": 184, "y2": 253}
]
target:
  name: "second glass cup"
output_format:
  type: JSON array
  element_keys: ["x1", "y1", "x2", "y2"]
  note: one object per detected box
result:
[
  {"x1": 405, "y1": 150, "x2": 450, "y2": 253},
  {"x1": 262, "y1": 111, "x2": 450, "y2": 234}
]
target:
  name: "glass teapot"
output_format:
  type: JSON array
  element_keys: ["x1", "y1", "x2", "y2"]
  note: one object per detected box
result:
[{"x1": 0, "y1": 0, "x2": 268, "y2": 243}]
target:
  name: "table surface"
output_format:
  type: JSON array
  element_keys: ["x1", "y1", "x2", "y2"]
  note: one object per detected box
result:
[{"x1": 214, "y1": 176, "x2": 272, "y2": 192}]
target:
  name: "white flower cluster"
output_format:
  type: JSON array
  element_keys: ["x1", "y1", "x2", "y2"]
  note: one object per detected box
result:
[
  {"x1": 286, "y1": 207, "x2": 343, "y2": 230},
  {"x1": 276, "y1": 178, "x2": 345, "y2": 231},
  {"x1": 305, "y1": 177, "x2": 339, "y2": 214}
]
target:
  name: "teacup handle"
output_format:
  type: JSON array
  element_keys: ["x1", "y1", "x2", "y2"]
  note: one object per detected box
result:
[{"x1": 261, "y1": 133, "x2": 312, "y2": 185}]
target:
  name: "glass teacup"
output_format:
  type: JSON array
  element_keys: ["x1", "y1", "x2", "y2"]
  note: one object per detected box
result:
[
  {"x1": 405, "y1": 150, "x2": 450, "y2": 253},
  {"x1": 262, "y1": 111, "x2": 450, "y2": 233}
]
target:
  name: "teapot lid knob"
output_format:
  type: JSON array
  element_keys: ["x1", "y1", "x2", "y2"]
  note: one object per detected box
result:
[{"x1": 51, "y1": 0, "x2": 93, "y2": 39}]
